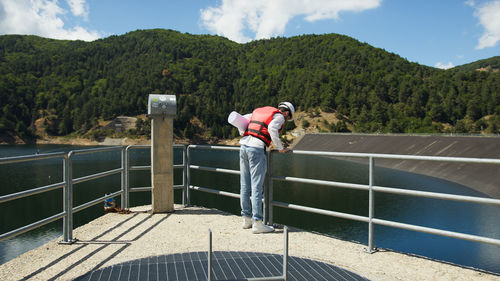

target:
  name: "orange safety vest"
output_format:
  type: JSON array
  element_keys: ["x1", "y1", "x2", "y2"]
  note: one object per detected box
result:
[{"x1": 243, "y1": 106, "x2": 283, "y2": 146}]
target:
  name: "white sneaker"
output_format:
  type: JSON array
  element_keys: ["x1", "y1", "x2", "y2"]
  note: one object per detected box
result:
[
  {"x1": 242, "y1": 217, "x2": 252, "y2": 229},
  {"x1": 252, "y1": 220, "x2": 274, "y2": 234}
]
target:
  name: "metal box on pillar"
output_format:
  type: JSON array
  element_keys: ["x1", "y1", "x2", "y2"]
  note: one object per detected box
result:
[{"x1": 148, "y1": 94, "x2": 177, "y2": 213}]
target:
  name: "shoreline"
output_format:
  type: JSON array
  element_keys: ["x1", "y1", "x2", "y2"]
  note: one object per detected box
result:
[
  {"x1": 1, "y1": 135, "x2": 241, "y2": 147},
  {"x1": 36, "y1": 136, "x2": 152, "y2": 146}
]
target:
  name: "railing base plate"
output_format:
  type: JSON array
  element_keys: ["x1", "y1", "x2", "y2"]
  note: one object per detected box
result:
[
  {"x1": 364, "y1": 247, "x2": 378, "y2": 254},
  {"x1": 58, "y1": 238, "x2": 78, "y2": 245}
]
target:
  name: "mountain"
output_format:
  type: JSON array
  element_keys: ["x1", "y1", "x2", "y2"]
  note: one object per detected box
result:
[
  {"x1": 453, "y1": 56, "x2": 500, "y2": 73},
  {"x1": 0, "y1": 29, "x2": 498, "y2": 144}
]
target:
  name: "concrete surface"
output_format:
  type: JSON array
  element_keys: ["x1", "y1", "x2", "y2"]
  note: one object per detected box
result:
[{"x1": 0, "y1": 205, "x2": 498, "y2": 281}]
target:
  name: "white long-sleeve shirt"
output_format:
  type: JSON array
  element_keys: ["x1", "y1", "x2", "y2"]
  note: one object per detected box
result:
[{"x1": 239, "y1": 112, "x2": 285, "y2": 150}]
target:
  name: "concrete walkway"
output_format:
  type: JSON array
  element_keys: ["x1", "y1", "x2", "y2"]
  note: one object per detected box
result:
[{"x1": 0, "y1": 205, "x2": 498, "y2": 281}]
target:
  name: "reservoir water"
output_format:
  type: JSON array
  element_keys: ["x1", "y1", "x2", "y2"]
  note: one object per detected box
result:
[{"x1": 0, "y1": 144, "x2": 499, "y2": 274}]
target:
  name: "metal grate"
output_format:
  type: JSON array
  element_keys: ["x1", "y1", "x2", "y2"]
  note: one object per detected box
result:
[{"x1": 74, "y1": 251, "x2": 369, "y2": 281}]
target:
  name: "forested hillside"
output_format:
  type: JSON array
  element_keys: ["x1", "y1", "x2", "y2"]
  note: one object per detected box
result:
[{"x1": 0, "y1": 29, "x2": 499, "y2": 143}]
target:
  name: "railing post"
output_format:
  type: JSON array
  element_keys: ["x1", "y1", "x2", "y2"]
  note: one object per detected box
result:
[
  {"x1": 367, "y1": 156, "x2": 376, "y2": 253},
  {"x1": 283, "y1": 226, "x2": 288, "y2": 281},
  {"x1": 186, "y1": 145, "x2": 192, "y2": 206},
  {"x1": 182, "y1": 145, "x2": 188, "y2": 206},
  {"x1": 267, "y1": 150, "x2": 274, "y2": 225},
  {"x1": 207, "y1": 228, "x2": 212, "y2": 281},
  {"x1": 122, "y1": 146, "x2": 129, "y2": 209},
  {"x1": 61, "y1": 152, "x2": 74, "y2": 244},
  {"x1": 263, "y1": 150, "x2": 269, "y2": 224},
  {"x1": 62, "y1": 155, "x2": 69, "y2": 242}
]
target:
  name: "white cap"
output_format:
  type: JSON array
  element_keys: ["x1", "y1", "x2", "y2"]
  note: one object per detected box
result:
[{"x1": 278, "y1": 102, "x2": 295, "y2": 120}]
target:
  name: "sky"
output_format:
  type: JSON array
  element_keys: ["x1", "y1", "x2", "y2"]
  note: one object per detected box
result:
[{"x1": 0, "y1": 0, "x2": 499, "y2": 69}]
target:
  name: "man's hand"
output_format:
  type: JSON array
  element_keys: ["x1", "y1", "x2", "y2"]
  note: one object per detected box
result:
[{"x1": 279, "y1": 148, "x2": 291, "y2": 153}]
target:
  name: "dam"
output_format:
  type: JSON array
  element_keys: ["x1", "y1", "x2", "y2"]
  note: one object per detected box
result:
[{"x1": 293, "y1": 134, "x2": 500, "y2": 198}]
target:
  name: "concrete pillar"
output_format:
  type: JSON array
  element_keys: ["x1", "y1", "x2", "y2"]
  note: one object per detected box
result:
[{"x1": 151, "y1": 117, "x2": 174, "y2": 213}]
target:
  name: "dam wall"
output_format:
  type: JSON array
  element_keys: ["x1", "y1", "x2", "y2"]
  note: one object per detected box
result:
[{"x1": 293, "y1": 134, "x2": 500, "y2": 198}]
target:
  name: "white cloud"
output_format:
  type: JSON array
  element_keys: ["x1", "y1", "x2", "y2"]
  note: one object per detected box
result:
[
  {"x1": 474, "y1": 0, "x2": 500, "y2": 49},
  {"x1": 0, "y1": 0, "x2": 100, "y2": 41},
  {"x1": 67, "y1": 0, "x2": 88, "y2": 19},
  {"x1": 435, "y1": 62, "x2": 455, "y2": 69},
  {"x1": 200, "y1": 0, "x2": 382, "y2": 43}
]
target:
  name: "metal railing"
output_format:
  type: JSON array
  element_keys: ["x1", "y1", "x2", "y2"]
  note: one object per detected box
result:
[
  {"x1": 1, "y1": 144, "x2": 499, "y2": 255},
  {"x1": 124, "y1": 144, "x2": 187, "y2": 208},
  {"x1": 0, "y1": 145, "x2": 187, "y2": 244},
  {"x1": 186, "y1": 145, "x2": 500, "y2": 253},
  {"x1": 207, "y1": 227, "x2": 289, "y2": 281},
  {"x1": 0, "y1": 151, "x2": 67, "y2": 242}
]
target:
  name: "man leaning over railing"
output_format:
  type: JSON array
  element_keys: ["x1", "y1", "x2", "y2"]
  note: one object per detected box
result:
[{"x1": 238, "y1": 102, "x2": 295, "y2": 234}]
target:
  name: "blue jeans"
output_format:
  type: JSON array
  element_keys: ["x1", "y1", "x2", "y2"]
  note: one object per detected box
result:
[{"x1": 240, "y1": 145, "x2": 267, "y2": 221}]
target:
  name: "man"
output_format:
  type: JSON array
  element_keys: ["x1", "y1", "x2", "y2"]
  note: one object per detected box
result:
[{"x1": 239, "y1": 102, "x2": 295, "y2": 233}]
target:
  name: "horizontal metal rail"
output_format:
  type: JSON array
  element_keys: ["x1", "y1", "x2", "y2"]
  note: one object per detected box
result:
[
  {"x1": 190, "y1": 185, "x2": 241, "y2": 199},
  {"x1": 372, "y1": 218, "x2": 500, "y2": 246},
  {"x1": 130, "y1": 186, "x2": 152, "y2": 192},
  {"x1": 129, "y1": 165, "x2": 151, "y2": 171},
  {"x1": 273, "y1": 201, "x2": 369, "y2": 223},
  {"x1": 188, "y1": 144, "x2": 240, "y2": 151},
  {"x1": 291, "y1": 149, "x2": 500, "y2": 164},
  {"x1": 70, "y1": 146, "x2": 122, "y2": 156},
  {"x1": 124, "y1": 144, "x2": 183, "y2": 150},
  {"x1": 0, "y1": 151, "x2": 66, "y2": 165},
  {"x1": 272, "y1": 175, "x2": 369, "y2": 191},
  {"x1": 72, "y1": 167, "x2": 123, "y2": 185},
  {"x1": 73, "y1": 190, "x2": 123, "y2": 213},
  {"x1": 373, "y1": 185, "x2": 500, "y2": 206},
  {"x1": 272, "y1": 176, "x2": 500, "y2": 206},
  {"x1": 189, "y1": 165, "x2": 240, "y2": 175},
  {"x1": 0, "y1": 211, "x2": 66, "y2": 242},
  {"x1": 129, "y1": 185, "x2": 184, "y2": 193},
  {"x1": 129, "y1": 164, "x2": 183, "y2": 171},
  {"x1": 272, "y1": 200, "x2": 500, "y2": 246},
  {"x1": 127, "y1": 145, "x2": 151, "y2": 149},
  {"x1": 0, "y1": 181, "x2": 65, "y2": 204}
]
